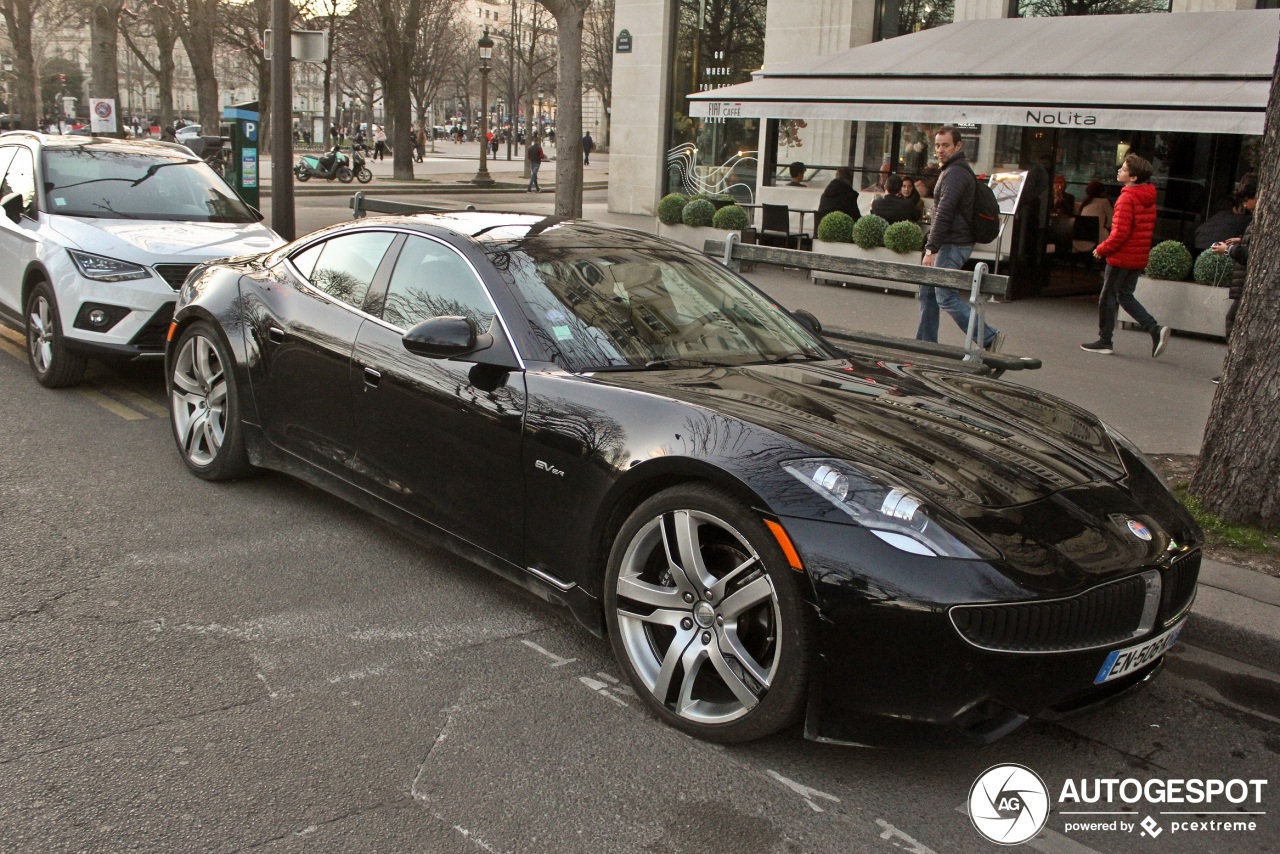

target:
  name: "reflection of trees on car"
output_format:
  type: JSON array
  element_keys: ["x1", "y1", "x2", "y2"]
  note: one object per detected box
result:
[{"x1": 383, "y1": 289, "x2": 492, "y2": 333}]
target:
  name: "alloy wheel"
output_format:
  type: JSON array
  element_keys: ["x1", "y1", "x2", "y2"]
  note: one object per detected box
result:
[
  {"x1": 171, "y1": 333, "x2": 228, "y2": 466},
  {"x1": 614, "y1": 508, "x2": 781, "y2": 725},
  {"x1": 27, "y1": 294, "x2": 55, "y2": 374}
]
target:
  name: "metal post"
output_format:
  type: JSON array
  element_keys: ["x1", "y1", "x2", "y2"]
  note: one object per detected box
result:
[
  {"x1": 270, "y1": 0, "x2": 295, "y2": 241},
  {"x1": 962, "y1": 262, "x2": 988, "y2": 363},
  {"x1": 721, "y1": 231, "x2": 741, "y2": 273},
  {"x1": 472, "y1": 28, "x2": 495, "y2": 187}
]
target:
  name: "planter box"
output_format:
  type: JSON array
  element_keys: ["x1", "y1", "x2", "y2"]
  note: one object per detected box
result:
[
  {"x1": 809, "y1": 240, "x2": 920, "y2": 294},
  {"x1": 1129, "y1": 276, "x2": 1230, "y2": 339},
  {"x1": 657, "y1": 222, "x2": 734, "y2": 251}
]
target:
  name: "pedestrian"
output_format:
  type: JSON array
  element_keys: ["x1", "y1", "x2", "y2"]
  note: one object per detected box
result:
[
  {"x1": 527, "y1": 137, "x2": 545, "y2": 193},
  {"x1": 373, "y1": 125, "x2": 388, "y2": 161},
  {"x1": 1080, "y1": 153, "x2": 1169, "y2": 357},
  {"x1": 917, "y1": 126, "x2": 1003, "y2": 351},
  {"x1": 416, "y1": 125, "x2": 427, "y2": 162},
  {"x1": 489, "y1": 129, "x2": 498, "y2": 159},
  {"x1": 1209, "y1": 173, "x2": 1258, "y2": 383},
  {"x1": 330, "y1": 123, "x2": 339, "y2": 147},
  {"x1": 582, "y1": 132, "x2": 594, "y2": 166},
  {"x1": 161, "y1": 124, "x2": 177, "y2": 143}
]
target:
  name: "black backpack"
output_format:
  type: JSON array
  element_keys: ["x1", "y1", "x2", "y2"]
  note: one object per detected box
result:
[{"x1": 970, "y1": 175, "x2": 1002, "y2": 244}]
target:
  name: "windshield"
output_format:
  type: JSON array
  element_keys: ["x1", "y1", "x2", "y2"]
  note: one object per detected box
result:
[
  {"x1": 41, "y1": 148, "x2": 258, "y2": 222},
  {"x1": 498, "y1": 243, "x2": 832, "y2": 372}
]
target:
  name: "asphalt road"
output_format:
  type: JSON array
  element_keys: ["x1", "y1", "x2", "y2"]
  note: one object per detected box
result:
[{"x1": 1, "y1": 193, "x2": 1277, "y2": 853}]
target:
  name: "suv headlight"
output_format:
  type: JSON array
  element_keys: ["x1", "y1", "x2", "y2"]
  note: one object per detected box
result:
[
  {"x1": 68, "y1": 250, "x2": 152, "y2": 282},
  {"x1": 783, "y1": 459, "x2": 998, "y2": 559}
]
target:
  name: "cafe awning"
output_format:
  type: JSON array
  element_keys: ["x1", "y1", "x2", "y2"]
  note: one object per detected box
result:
[{"x1": 687, "y1": 10, "x2": 1279, "y2": 135}]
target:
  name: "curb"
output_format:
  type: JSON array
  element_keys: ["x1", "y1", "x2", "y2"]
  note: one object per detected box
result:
[{"x1": 1184, "y1": 611, "x2": 1280, "y2": 672}]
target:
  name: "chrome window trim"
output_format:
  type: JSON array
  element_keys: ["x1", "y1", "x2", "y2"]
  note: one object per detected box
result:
[
  {"x1": 280, "y1": 225, "x2": 526, "y2": 370},
  {"x1": 948, "y1": 569, "x2": 1162, "y2": 655}
]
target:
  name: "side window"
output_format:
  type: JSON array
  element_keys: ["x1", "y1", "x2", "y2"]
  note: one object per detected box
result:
[
  {"x1": 381, "y1": 236, "x2": 495, "y2": 331},
  {"x1": 289, "y1": 241, "x2": 324, "y2": 280},
  {"x1": 0, "y1": 148, "x2": 18, "y2": 203},
  {"x1": 1, "y1": 148, "x2": 37, "y2": 217},
  {"x1": 302, "y1": 231, "x2": 395, "y2": 310}
]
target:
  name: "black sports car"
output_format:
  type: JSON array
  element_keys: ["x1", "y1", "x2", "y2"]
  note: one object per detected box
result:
[{"x1": 164, "y1": 213, "x2": 1201, "y2": 747}]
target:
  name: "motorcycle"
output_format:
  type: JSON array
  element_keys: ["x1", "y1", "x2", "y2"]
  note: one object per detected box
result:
[
  {"x1": 349, "y1": 146, "x2": 373, "y2": 184},
  {"x1": 294, "y1": 146, "x2": 353, "y2": 183}
]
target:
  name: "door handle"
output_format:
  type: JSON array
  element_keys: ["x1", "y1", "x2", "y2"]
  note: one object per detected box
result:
[
  {"x1": 267, "y1": 326, "x2": 285, "y2": 344},
  {"x1": 363, "y1": 367, "x2": 381, "y2": 388}
]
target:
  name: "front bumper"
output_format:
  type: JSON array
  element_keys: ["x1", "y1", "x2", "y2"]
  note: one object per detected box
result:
[{"x1": 781, "y1": 515, "x2": 1199, "y2": 748}]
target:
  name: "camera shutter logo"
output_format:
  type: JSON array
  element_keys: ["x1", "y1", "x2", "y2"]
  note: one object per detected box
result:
[{"x1": 969, "y1": 764, "x2": 1051, "y2": 845}]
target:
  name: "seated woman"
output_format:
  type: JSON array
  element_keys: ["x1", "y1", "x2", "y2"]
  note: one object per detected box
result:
[
  {"x1": 815, "y1": 166, "x2": 861, "y2": 230},
  {"x1": 1051, "y1": 175, "x2": 1076, "y2": 217},
  {"x1": 870, "y1": 174, "x2": 921, "y2": 224},
  {"x1": 1072, "y1": 180, "x2": 1113, "y2": 253}
]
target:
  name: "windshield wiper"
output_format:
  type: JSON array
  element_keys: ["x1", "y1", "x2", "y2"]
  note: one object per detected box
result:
[
  {"x1": 578, "y1": 357, "x2": 738, "y2": 373},
  {"x1": 755, "y1": 351, "x2": 822, "y2": 365}
]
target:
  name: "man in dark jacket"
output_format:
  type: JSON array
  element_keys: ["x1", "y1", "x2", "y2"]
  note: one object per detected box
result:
[
  {"x1": 870, "y1": 174, "x2": 920, "y2": 224},
  {"x1": 815, "y1": 167, "x2": 861, "y2": 231},
  {"x1": 1081, "y1": 153, "x2": 1168, "y2": 356},
  {"x1": 1209, "y1": 174, "x2": 1257, "y2": 383},
  {"x1": 917, "y1": 127, "x2": 1002, "y2": 350}
]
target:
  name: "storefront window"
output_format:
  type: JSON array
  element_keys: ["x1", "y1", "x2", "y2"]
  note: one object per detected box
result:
[
  {"x1": 856, "y1": 121, "x2": 981, "y2": 191},
  {"x1": 876, "y1": 0, "x2": 954, "y2": 41},
  {"x1": 1015, "y1": 0, "x2": 1170, "y2": 16},
  {"x1": 768, "y1": 119, "x2": 856, "y2": 187},
  {"x1": 666, "y1": 0, "x2": 768, "y2": 200}
]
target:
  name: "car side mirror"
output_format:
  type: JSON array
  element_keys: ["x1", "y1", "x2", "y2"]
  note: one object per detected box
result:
[
  {"x1": 793, "y1": 309, "x2": 822, "y2": 336},
  {"x1": 402, "y1": 315, "x2": 494, "y2": 360},
  {"x1": 1, "y1": 192, "x2": 23, "y2": 224}
]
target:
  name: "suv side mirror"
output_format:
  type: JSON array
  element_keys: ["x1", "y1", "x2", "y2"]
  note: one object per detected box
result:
[
  {"x1": 793, "y1": 309, "x2": 822, "y2": 336},
  {"x1": 403, "y1": 315, "x2": 493, "y2": 360},
  {"x1": 1, "y1": 192, "x2": 23, "y2": 224}
]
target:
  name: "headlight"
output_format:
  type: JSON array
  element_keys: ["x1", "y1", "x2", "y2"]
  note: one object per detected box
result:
[
  {"x1": 782, "y1": 459, "x2": 996, "y2": 559},
  {"x1": 68, "y1": 250, "x2": 152, "y2": 282},
  {"x1": 1102, "y1": 421, "x2": 1172, "y2": 491}
]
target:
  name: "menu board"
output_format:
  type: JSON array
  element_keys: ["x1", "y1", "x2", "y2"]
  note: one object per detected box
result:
[{"x1": 988, "y1": 171, "x2": 1028, "y2": 215}]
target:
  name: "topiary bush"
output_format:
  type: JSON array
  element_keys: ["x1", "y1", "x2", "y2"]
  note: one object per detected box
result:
[
  {"x1": 852, "y1": 214, "x2": 888, "y2": 249},
  {"x1": 816, "y1": 211, "x2": 855, "y2": 243},
  {"x1": 711, "y1": 203, "x2": 749, "y2": 231},
  {"x1": 657, "y1": 193, "x2": 689, "y2": 226},
  {"x1": 883, "y1": 220, "x2": 925, "y2": 254},
  {"x1": 1145, "y1": 240, "x2": 1193, "y2": 281},
  {"x1": 1193, "y1": 249, "x2": 1234, "y2": 287},
  {"x1": 682, "y1": 198, "x2": 716, "y2": 227}
]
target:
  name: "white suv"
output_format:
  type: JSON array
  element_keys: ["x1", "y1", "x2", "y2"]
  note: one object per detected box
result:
[{"x1": 0, "y1": 132, "x2": 283, "y2": 387}]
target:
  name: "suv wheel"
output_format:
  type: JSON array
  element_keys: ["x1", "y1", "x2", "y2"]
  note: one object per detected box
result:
[{"x1": 26, "y1": 282, "x2": 87, "y2": 388}]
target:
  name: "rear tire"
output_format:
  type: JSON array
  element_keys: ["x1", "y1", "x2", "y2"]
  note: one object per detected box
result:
[
  {"x1": 336, "y1": 166, "x2": 354, "y2": 184},
  {"x1": 168, "y1": 322, "x2": 256, "y2": 481},
  {"x1": 25, "y1": 282, "x2": 87, "y2": 388},
  {"x1": 294, "y1": 165, "x2": 310, "y2": 182}
]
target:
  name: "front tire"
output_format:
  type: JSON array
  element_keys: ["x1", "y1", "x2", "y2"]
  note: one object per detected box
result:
[
  {"x1": 168, "y1": 322, "x2": 255, "y2": 480},
  {"x1": 356, "y1": 167, "x2": 373, "y2": 184},
  {"x1": 604, "y1": 485, "x2": 810, "y2": 743},
  {"x1": 25, "y1": 282, "x2": 87, "y2": 388}
]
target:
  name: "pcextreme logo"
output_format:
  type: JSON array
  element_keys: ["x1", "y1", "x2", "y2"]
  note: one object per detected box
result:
[{"x1": 968, "y1": 767, "x2": 1269, "y2": 845}]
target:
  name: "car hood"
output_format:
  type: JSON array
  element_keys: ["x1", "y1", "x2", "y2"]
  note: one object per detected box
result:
[
  {"x1": 591, "y1": 359, "x2": 1127, "y2": 511},
  {"x1": 46, "y1": 216, "x2": 283, "y2": 263}
]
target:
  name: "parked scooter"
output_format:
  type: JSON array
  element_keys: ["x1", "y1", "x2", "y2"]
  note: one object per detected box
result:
[
  {"x1": 349, "y1": 146, "x2": 373, "y2": 184},
  {"x1": 294, "y1": 146, "x2": 353, "y2": 183}
]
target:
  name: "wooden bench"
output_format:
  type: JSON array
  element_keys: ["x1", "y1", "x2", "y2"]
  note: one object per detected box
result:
[{"x1": 703, "y1": 235, "x2": 1041, "y2": 377}]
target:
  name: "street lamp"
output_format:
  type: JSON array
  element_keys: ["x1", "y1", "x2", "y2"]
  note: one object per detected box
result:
[{"x1": 472, "y1": 27, "x2": 495, "y2": 186}]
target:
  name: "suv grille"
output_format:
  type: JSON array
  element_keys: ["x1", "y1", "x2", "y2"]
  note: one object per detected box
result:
[
  {"x1": 129, "y1": 302, "x2": 176, "y2": 352},
  {"x1": 153, "y1": 263, "x2": 199, "y2": 291},
  {"x1": 950, "y1": 573, "x2": 1157, "y2": 653}
]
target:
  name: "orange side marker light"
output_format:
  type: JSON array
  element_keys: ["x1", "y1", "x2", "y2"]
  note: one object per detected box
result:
[{"x1": 764, "y1": 519, "x2": 804, "y2": 571}]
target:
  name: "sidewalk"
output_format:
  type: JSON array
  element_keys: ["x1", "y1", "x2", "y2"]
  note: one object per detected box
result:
[{"x1": 1188, "y1": 560, "x2": 1280, "y2": 671}]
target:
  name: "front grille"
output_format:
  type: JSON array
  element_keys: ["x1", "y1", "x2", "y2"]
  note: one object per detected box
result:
[
  {"x1": 153, "y1": 263, "x2": 199, "y2": 291},
  {"x1": 1162, "y1": 551, "x2": 1200, "y2": 624},
  {"x1": 129, "y1": 302, "x2": 176, "y2": 352},
  {"x1": 951, "y1": 572, "x2": 1157, "y2": 653}
]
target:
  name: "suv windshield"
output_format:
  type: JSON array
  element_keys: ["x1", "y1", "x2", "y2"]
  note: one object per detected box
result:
[
  {"x1": 499, "y1": 243, "x2": 831, "y2": 372},
  {"x1": 41, "y1": 147, "x2": 258, "y2": 222}
]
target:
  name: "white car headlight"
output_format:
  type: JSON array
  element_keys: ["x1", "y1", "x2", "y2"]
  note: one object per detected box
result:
[
  {"x1": 68, "y1": 249, "x2": 152, "y2": 282},
  {"x1": 783, "y1": 459, "x2": 996, "y2": 559}
]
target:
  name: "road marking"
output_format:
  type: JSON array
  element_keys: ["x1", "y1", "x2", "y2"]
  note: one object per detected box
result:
[
  {"x1": 0, "y1": 324, "x2": 22, "y2": 345},
  {"x1": 107, "y1": 384, "x2": 168, "y2": 418},
  {"x1": 520, "y1": 639, "x2": 577, "y2": 667},
  {"x1": 0, "y1": 336, "x2": 23, "y2": 361},
  {"x1": 955, "y1": 803, "x2": 1103, "y2": 853},
  {"x1": 579, "y1": 676, "x2": 628, "y2": 706},
  {"x1": 74, "y1": 386, "x2": 148, "y2": 421},
  {"x1": 875, "y1": 819, "x2": 937, "y2": 853},
  {"x1": 767, "y1": 770, "x2": 841, "y2": 813}
]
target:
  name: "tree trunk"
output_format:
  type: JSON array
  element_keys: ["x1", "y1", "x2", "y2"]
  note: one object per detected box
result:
[
  {"x1": 2, "y1": 0, "x2": 40, "y2": 130},
  {"x1": 1190, "y1": 37, "x2": 1280, "y2": 529},
  {"x1": 537, "y1": 0, "x2": 588, "y2": 217},
  {"x1": 89, "y1": 0, "x2": 125, "y2": 135},
  {"x1": 178, "y1": 0, "x2": 221, "y2": 131}
]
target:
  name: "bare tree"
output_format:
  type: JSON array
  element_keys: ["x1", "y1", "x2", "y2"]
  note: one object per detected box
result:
[
  {"x1": 87, "y1": 0, "x2": 124, "y2": 133},
  {"x1": 1, "y1": 0, "x2": 44, "y2": 128},
  {"x1": 535, "y1": 0, "x2": 589, "y2": 217},
  {"x1": 219, "y1": 0, "x2": 277, "y2": 149},
  {"x1": 299, "y1": 0, "x2": 353, "y2": 145},
  {"x1": 1016, "y1": 0, "x2": 1167, "y2": 16},
  {"x1": 154, "y1": 0, "x2": 222, "y2": 130},
  {"x1": 583, "y1": 0, "x2": 613, "y2": 144},
  {"x1": 1190, "y1": 36, "x2": 1280, "y2": 529},
  {"x1": 121, "y1": 1, "x2": 179, "y2": 130}
]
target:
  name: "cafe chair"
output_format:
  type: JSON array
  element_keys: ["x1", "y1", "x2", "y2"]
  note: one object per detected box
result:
[{"x1": 760, "y1": 203, "x2": 809, "y2": 251}]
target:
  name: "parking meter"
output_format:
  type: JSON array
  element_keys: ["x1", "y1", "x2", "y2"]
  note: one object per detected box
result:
[{"x1": 222, "y1": 101, "x2": 260, "y2": 210}]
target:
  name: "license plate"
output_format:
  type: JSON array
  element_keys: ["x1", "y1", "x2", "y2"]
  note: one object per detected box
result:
[{"x1": 1094, "y1": 621, "x2": 1184, "y2": 684}]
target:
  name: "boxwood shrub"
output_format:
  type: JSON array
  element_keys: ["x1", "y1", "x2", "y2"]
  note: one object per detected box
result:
[
  {"x1": 883, "y1": 220, "x2": 925, "y2": 254},
  {"x1": 657, "y1": 193, "x2": 689, "y2": 226},
  {"x1": 1193, "y1": 249, "x2": 1235, "y2": 287},
  {"x1": 682, "y1": 198, "x2": 716, "y2": 227},
  {"x1": 852, "y1": 214, "x2": 888, "y2": 249},
  {"x1": 816, "y1": 211, "x2": 855, "y2": 243},
  {"x1": 711, "y1": 203, "x2": 749, "y2": 231},
  {"x1": 1145, "y1": 240, "x2": 1193, "y2": 281}
]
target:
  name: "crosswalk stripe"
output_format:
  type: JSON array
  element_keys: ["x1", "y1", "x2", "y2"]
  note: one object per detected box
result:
[{"x1": 74, "y1": 386, "x2": 149, "y2": 421}]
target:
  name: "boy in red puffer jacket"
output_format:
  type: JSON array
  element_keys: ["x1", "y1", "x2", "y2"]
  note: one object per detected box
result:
[{"x1": 1080, "y1": 154, "x2": 1170, "y2": 357}]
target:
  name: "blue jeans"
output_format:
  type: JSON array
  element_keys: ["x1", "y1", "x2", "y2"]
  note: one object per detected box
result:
[
  {"x1": 915, "y1": 243, "x2": 999, "y2": 347},
  {"x1": 527, "y1": 163, "x2": 540, "y2": 191}
]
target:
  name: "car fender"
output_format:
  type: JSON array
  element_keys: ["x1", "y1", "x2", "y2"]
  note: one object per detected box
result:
[{"x1": 168, "y1": 267, "x2": 261, "y2": 426}]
